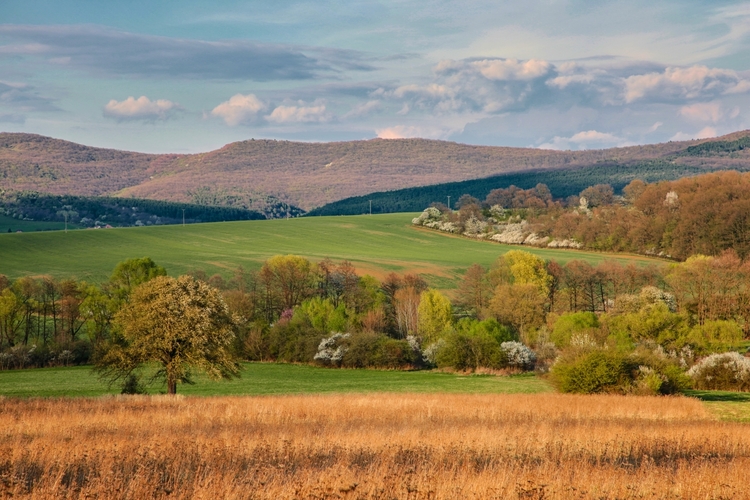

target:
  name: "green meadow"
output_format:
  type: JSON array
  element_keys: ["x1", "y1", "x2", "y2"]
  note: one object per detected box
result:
[
  {"x1": 0, "y1": 363, "x2": 551, "y2": 398},
  {"x1": 0, "y1": 213, "x2": 662, "y2": 287}
]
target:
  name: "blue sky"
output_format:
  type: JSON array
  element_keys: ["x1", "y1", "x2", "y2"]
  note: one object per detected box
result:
[{"x1": 1, "y1": 0, "x2": 750, "y2": 152}]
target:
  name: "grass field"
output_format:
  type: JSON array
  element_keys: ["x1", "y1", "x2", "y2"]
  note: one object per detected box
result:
[
  {"x1": 2, "y1": 393, "x2": 749, "y2": 499},
  {"x1": 0, "y1": 213, "x2": 663, "y2": 286},
  {"x1": 0, "y1": 214, "x2": 71, "y2": 233},
  {"x1": 0, "y1": 363, "x2": 551, "y2": 398}
]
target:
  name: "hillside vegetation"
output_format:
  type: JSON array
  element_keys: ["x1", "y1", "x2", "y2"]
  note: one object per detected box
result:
[
  {"x1": 2, "y1": 131, "x2": 750, "y2": 211},
  {"x1": 309, "y1": 160, "x2": 712, "y2": 216},
  {"x1": 412, "y1": 170, "x2": 750, "y2": 261}
]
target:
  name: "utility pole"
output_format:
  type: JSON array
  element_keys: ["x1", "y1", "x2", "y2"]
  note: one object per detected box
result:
[
  {"x1": 182, "y1": 209, "x2": 185, "y2": 226},
  {"x1": 369, "y1": 200, "x2": 372, "y2": 215},
  {"x1": 447, "y1": 196, "x2": 451, "y2": 210}
]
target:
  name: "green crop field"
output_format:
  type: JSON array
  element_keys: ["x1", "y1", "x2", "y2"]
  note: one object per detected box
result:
[
  {"x1": 0, "y1": 213, "x2": 663, "y2": 287},
  {"x1": 0, "y1": 214, "x2": 71, "y2": 233},
  {"x1": 0, "y1": 363, "x2": 552, "y2": 398}
]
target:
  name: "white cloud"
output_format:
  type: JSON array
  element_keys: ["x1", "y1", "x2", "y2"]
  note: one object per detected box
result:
[
  {"x1": 538, "y1": 130, "x2": 628, "y2": 150},
  {"x1": 434, "y1": 58, "x2": 553, "y2": 82},
  {"x1": 211, "y1": 93, "x2": 266, "y2": 126},
  {"x1": 670, "y1": 127, "x2": 718, "y2": 141},
  {"x1": 103, "y1": 96, "x2": 179, "y2": 121},
  {"x1": 393, "y1": 84, "x2": 454, "y2": 99},
  {"x1": 624, "y1": 66, "x2": 750, "y2": 103},
  {"x1": 265, "y1": 101, "x2": 330, "y2": 123},
  {"x1": 648, "y1": 122, "x2": 663, "y2": 133},
  {"x1": 679, "y1": 102, "x2": 724, "y2": 123},
  {"x1": 342, "y1": 100, "x2": 380, "y2": 119},
  {"x1": 470, "y1": 58, "x2": 551, "y2": 81},
  {"x1": 375, "y1": 125, "x2": 448, "y2": 140}
]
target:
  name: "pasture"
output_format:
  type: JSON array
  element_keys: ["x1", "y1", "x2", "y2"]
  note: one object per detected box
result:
[
  {"x1": 0, "y1": 363, "x2": 551, "y2": 398},
  {"x1": 0, "y1": 213, "x2": 663, "y2": 287},
  {"x1": 2, "y1": 393, "x2": 749, "y2": 499}
]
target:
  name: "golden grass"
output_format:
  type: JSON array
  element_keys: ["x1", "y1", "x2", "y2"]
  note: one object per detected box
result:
[{"x1": 1, "y1": 393, "x2": 749, "y2": 499}]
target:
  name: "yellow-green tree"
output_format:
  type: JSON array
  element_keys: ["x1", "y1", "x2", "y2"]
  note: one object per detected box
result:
[
  {"x1": 417, "y1": 289, "x2": 453, "y2": 342},
  {"x1": 500, "y1": 250, "x2": 552, "y2": 296},
  {"x1": 96, "y1": 275, "x2": 240, "y2": 394}
]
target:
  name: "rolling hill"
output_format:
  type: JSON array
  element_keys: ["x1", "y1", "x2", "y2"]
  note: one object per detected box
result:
[
  {"x1": 2, "y1": 131, "x2": 750, "y2": 212},
  {"x1": 0, "y1": 213, "x2": 662, "y2": 287}
]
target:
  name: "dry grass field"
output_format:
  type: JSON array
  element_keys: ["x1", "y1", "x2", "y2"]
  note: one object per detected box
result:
[{"x1": 1, "y1": 393, "x2": 749, "y2": 499}]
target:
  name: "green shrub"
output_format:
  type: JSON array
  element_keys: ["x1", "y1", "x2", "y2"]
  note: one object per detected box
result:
[
  {"x1": 370, "y1": 337, "x2": 417, "y2": 369},
  {"x1": 687, "y1": 320, "x2": 743, "y2": 354},
  {"x1": 121, "y1": 373, "x2": 147, "y2": 395},
  {"x1": 266, "y1": 321, "x2": 324, "y2": 363},
  {"x1": 314, "y1": 332, "x2": 417, "y2": 369},
  {"x1": 434, "y1": 329, "x2": 507, "y2": 371},
  {"x1": 603, "y1": 303, "x2": 689, "y2": 349},
  {"x1": 550, "y1": 349, "x2": 631, "y2": 394},
  {"x1": 551, "y1": 346, "x2": 691, "y2": 395},
  {"x1": 551, "y1": 312, "x2": 599, "y2": 348}
]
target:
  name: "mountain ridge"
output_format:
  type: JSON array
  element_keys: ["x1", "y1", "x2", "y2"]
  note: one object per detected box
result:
[{"x1": 2, "y1": 131, "x2": 749, "y2": 211}]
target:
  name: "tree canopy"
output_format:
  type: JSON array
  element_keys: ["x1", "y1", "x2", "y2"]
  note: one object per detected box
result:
[{"x1": 96, "y1": 275, "x2": 240, "y2": 394}]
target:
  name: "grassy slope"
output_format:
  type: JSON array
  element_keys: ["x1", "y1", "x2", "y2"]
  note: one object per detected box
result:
[
  {"x1": 0, "y1": 363, "x2": 551, "y2": 397},
  {"x1": 0, "y1": 213, "x2": 662, "y2": 286}
]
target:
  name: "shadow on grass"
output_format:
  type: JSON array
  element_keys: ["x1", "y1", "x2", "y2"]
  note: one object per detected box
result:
[{"x1": 685, "y1": 390, "x2": 750, "y2": 402}]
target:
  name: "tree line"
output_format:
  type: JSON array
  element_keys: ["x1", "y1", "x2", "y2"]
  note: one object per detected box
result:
[
  {"x1": 2, "y1": 248, "x2": 748, "y2": 394},
  {"x1": 0, "y1": 191, "x2": 267, "y2": 231},
  {"x1": 306, "y1": 161, "x2": 713, "y2": 216},
  {"x1": 415, "y1": 170, "x2": 750, "y2": 260}
]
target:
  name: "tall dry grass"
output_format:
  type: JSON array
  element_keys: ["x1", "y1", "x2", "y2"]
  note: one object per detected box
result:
[{"x1": 1, "y1": 393, "x2": 748, "y2": 499}]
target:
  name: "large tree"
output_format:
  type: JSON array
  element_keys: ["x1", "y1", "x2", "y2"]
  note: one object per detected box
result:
[{"x1": 96, "y1": 275, "x2": 240, "y2": 394}]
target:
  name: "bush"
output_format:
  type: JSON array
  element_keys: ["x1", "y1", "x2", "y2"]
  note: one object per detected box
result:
[
  {"x1": 687, "y1": 320, "x2": 743, "y2": 354},
  {"x1": 551, "y1": 346, "x2": 691, "y2": 395},
  {"x1": 266, "y1": 321, "x2": 325, "y2": 363},
  {"x1": 315, "y1": 332, "x2": 417, "y2": 369},
  {"x1": 550, "y1": 312, "x2": 599, "y2": 348},
  {"x1": 686, "y1": 352, "x2": 750, "y2": 391},
  {"x1": 121, "y1": 373, "x2": 147, "y2": 395},
  {"x1": 500, "y1": 341, "x2": 536, "y2": 370},
  {"x1": 551, "y1": 349, "x2": 631, "y2": 394},
  {"x1": 434, "y1": 330, "x2": 507, "y2": 371}
]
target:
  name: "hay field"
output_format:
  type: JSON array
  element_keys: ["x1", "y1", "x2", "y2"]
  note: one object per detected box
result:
[{"x1": 2, "y1": 393, "x2": 748, "y2": 499}]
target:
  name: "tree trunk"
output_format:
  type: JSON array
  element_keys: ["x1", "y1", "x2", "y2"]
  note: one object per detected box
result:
[{"x1": 167, "y1": 378, "x2": 177, "y2": 395}]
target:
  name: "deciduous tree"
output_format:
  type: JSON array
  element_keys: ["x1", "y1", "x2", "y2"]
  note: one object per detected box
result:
[{"x1": 96, "y1": 275, "x2": 240, "y2": 395}]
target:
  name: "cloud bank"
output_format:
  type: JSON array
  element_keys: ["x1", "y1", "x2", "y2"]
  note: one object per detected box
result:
[{"x1": 0, "y1": 25, "x2": 373, "y2": 81}]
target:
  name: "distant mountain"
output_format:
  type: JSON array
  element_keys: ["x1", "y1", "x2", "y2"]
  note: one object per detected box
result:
[{"x1": 1, "y1": 131, "x2": 750, "y2": 211}]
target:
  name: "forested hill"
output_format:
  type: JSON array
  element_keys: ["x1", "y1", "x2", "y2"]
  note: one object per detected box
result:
[
  {"x1": 1, "y1": 131, "x2": 750, "y2": 211},
  {"x1": 307, "y1": 160, "x2": 748, "y2": 216}
]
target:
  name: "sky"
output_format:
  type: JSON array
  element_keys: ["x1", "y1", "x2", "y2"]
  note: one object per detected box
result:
[{"x1": 1, "y1": 0, "x2": 750, "y2": 153}]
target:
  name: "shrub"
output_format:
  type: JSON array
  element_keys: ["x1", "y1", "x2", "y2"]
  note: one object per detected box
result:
[
  {"x1": 628, "y1": 349, "x2": 691, "y2": 395},
  {"x1": 551, "y1": 346, "x2": 691, "y2": 395},
  {"x1": 686, "y1": 352, "x2": 750, "y2": 391},
  {"x1": 550, "y1": 312, "x2": 599, "y2": 348},
  {"x1": 121, "y1": 373, "x2": 147, "y2": 395},
  {"x1": 314, "y1": 333, "x2": 350, "y2": 366},
  {"x1": 434, "y1": 330, "x2": 507, "y2": 371},
  {"x1": 267, "y1": 321, "x2": 324, "y2": 363},
  {"x1": 550, "y1": 349, "x2": 631, "y2": 394},
  {"x1": 370, "y1": 337, "x2": 417, "y2": 369},
  {"x1": 500, "y1": 341, "x2": 536, "y2": 370},
  {"x1": 687, "y1": 320, "x2": 743, "y2": 354},
  {"x1": 315, "y1": 332, "x2": 417, "y2": 369}
]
